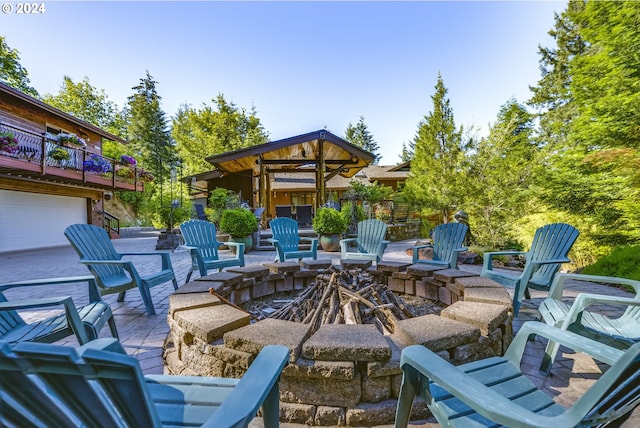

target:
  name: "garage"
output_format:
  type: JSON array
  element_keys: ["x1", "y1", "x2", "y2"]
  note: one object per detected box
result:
[{"x1": 0, "y1": 189, "x2": 87, "y2": 252}]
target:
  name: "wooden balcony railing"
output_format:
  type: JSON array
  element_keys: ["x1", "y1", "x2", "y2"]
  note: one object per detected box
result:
[{"x1": 0, "y1": 122, "x2": 149, "y2": 192}]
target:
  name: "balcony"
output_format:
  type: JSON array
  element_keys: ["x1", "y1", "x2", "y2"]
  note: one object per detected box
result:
[{"x1": 0, "y1": 122, "x2": 147, "y2": 192}]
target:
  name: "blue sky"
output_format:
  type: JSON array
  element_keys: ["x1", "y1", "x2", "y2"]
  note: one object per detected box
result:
[{"x1": 1, "y1": 1, "x2": 564, "y2": 164}]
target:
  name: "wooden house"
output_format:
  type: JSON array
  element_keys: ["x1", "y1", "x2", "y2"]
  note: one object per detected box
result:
[{"x1": 0, "y1": 82, "x2": 145, "y2": 252}]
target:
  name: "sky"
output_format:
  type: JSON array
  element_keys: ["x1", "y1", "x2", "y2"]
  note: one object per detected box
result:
[{"x1": 1, "y1": 0, "x2": 565, "y2": 164}]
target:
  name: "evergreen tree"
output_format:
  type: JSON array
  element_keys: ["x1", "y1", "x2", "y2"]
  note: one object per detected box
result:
[
  {"x1": 399, "y1": 142, "x2": 413, "y2": 163},
  {"x1": 127, "y1": 71, "x2": 175, "y2": 180},
  {"x1": 172, "y1": 94, "x2": 269, "y2": 176},
  {"x1": 404, "y1": 73, "x2": 468, "y2": 223},
  {"x1": 466, "y1": 99, "x2": 538, "y2": 247},
  {"x1": 0, "y1": 36, "x2": 38, "y2": 97},
  {"x1": 344, "y1": 116, "x2": 381, "y2": 164},
  {"x1": 43, "y1": 76, "x2": 126, "y2": 137}
]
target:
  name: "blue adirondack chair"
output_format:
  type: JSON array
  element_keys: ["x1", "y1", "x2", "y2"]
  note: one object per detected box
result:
[
  {"x1": 481, "y1": 223, "x2": 579, "y2": 316},
  {"x1": 65, "y1": 224, "x2": 178, "y2": 317},
  {"x1": 0, "y1": 275, "x2": 117, "y2": 345},
  {"x1": 267, "y1": 217, "x2": 318, "y2": 262},
  {"x1": 411, "y1": 223, "x2": 468, "y2": 269},
  {"x1": 180, "y1": 219, "x2": 245, "y2": 282},
  {"x1": 538, "y1": 273, "x2": 640, "y2": 374},
  {"x1": 395, "y1": 321, "x2": 640, "y2": 428},
  {"x1": 340, "y1": 219, "x2": 389, "y2": 262},
  {"x1": 0, "y1": 338, "x2": 289, "y2": 428}
]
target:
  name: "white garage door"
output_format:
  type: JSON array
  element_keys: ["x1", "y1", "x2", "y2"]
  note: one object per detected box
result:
[{"x1": 0, "y1": 189, "x2": 87, "y2": 252}]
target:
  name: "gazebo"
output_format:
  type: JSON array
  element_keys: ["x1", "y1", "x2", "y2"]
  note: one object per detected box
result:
[{"x1": 197, "y1": 130, "x2": 375, "y2": 220}]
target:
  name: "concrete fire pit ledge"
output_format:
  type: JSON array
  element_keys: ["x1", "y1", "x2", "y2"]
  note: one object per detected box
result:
[{"x1": 164, "y1": 262, "x2": 513, "y2": 426}]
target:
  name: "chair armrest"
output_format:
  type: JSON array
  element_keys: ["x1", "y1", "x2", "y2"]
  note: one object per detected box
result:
[
  {"x1": 453, "y1": 246, "x2": 468, "y2": 252},
  {"x1": 202, "y1": 345, "x2": 289, "y2": 428},
  {"x1": 561, "y1": 294, "x2": 640, "y2": 328},
  {"x1": 413, "y1": 243, "x2": 433, "y2": 251},
  {"x1": 120, "y1": 251, "x2": 174, "y2": 271},
  {"x1": 0, "y1": 276, "x2": 102, "y2": 304},
  {"x1": 0, "y1": 296, "x2": 89, "y2": 344},
  {"x1": 340, "y1": 238, "x2": 357, "y2": 245},
  {"x1": 482, "y1": 250, "x2": 525, "y2": 272},
  {"x1": 300, "y1": 237, "x2": 317, "y2": 244},
  {"x1": 549, "y1": 273, "x2": 640, "y2": 300}
]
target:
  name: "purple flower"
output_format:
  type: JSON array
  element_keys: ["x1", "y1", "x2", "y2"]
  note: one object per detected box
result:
[
  {"x1": 83, "y1": 154, "x2": 113, "y2": 173},
  {"x1": 120, "y1": 154, "x2": 137, "y2": 166}
]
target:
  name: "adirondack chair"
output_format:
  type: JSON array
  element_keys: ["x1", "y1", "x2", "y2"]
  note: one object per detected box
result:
[
  {"x1": 0, "y1": 275, "x2": 117, "y2": 345},
  {"x1": 267, "y1": 217, "x2": 317, "y2": 262},
  {"x1": 296, "y1": 204, "x2": 313, "y2": 227},
  {"x1": 340, "y1": 219, "x2": 389, "y2": 262},
  {"x1": 395, "y1": 321, "x2": 640, "y2": 428},
  {"x1": 194, "y1": 204, "x2": 209, "y2": 221},
  {"x1": 481, "y1": 223, "x2": 580, "y2": 317},
  {"x1": 0, "y1": 338, "x2": 289, "y2": 428},
  {"x1": 275, "y1": 205, "x2": 293, "y2": 218},
  {"x1": 65, "y1": 224, "x2": 178, "y2": 317},
  {"x1": 411, "y1": 223, "x2": 468, "y2": 269},
  {"x1": 180, "y1": 219, "x2": 245, "y2": 282},
  {"x1": 538, "y1": 273, "x2": 640, "y2": 374}
]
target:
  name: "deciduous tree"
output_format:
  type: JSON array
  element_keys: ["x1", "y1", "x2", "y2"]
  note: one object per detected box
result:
[{"x1": 0, "y1": 36, "x2": 38, "y2": 97}]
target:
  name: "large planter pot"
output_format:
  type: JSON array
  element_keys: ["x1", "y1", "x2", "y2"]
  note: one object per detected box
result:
[
  {"x1": 229, "y1": 235, "x2": 252, "y2": 254},
  {"x1": 319, "y1": 233, "x2": 341, "y2": 252}
]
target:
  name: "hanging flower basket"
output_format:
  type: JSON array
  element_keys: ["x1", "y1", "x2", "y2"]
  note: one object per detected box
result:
[
  {"x1": 140, "y1": 171, "x2": 155, "y2": 182},
  {"x1": 57, "y1": 133, "x2": 87, "y2": 148},
  {"x1": 119, "y1": 154, "x2": 137, "y2": 166},
  {"x1": 0, "y1": 131, "x2": 19, "y2": 154},
  {"x1": 48, "y1": 146, "x2": 71, "y2": 161},
  {"x1": 116, "y1": 166, "x2": 135, "y2": 179},
  {"x1": 83, "y1": 154, "x2": 112, "y2": 174}
]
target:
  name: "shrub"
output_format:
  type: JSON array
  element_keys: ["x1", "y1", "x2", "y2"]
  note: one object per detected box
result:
[
  {"x1": 582, "y1": 245, "x2": 640, "y2": 282},
  {"x1": 220, "y1": 208, "x2": 258, "y2": 237},
  {"x1": 313, "y1": 207, "x2": 347, "y2": 235}
]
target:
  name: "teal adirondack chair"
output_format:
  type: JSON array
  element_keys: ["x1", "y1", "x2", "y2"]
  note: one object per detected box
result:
[
  {"x1": 340, "y1": 219, "x2": 389, "y2": 262},
  {"x1": 481, "y1": 223, "x2": 579, "y2": 316},
  {"x1": 65, "y1": 224, "x2": 178, "y2": 317},
  {"x1": 411, "y1": 223, "x2": 468, "y2": 269},
  {"x1": 0, "y1": 338, "x2": 289, "y2": 428},
  {"x1": 538, "y1": 273, "x2": 640, "y2": 374},
  {"x1": 395, "y1": 321, "x2": 640, "y2": 428},
  {"x1": 267, "y1": 217, "x2": 318, "y2": 262},
  {"x1": 180, "y1": 219, "x2": 245, "y2": 282},
  {"x1": 0, "y1": 275, "x2": 118, "y2": 345}
]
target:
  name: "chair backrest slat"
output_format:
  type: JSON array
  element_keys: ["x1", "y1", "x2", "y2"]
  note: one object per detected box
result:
[
  {"x1": 357, "y1": 219, "x2": 387, "y2": 255},
  {"x1": 271, "y1": 217, "x2": 301, "y2": 251},
  {"x1": 432, "y1": 223, "x2": 467, "y2": 263},
  {"x1": 65, "y1": 224, "x2": 126, "y2": 280},
  {"x1": 181, "y1": 219, "x2": 221, "y2": 260},
  {"x1": 528, "y1": 223, "x2": 579, "y2": 286}
]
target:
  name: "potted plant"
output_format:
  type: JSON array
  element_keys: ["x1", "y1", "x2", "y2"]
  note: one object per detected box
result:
[
  {"x1": 139, "y1": 171, "x2": 154, "y2": 182},
  {"x1": 0, "y1": 131, "x2": 19, "y2": 154},
  {"x1": 119, "y1": 154, "x2": 137, "y2": 166},
  {"x1": 48, "y1": 146, "x2": 71, "y2": 161},
  {"x1": 312, "y1": 207, "x2": 347, "y2": 251},
  {"x1": 220, "y1": 208, "x2": 258, "y2": 254},
  {"x1": 83, "y1": 154, "x2": 113, "y2": 174},
  {"x1": 57, "y1": 133, "x2": 87, "y2": 148}
]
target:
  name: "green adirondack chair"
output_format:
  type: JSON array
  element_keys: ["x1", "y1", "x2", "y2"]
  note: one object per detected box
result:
[
  {"x1": 267, "y1": 217, "x2": 318, "y2": 263},
  {"x1": 411, "y1": 223, "x2": 468, "y2": 269},
  {"x1": 180, "y1": 219, "x2": 245, "y2": 282},
  {"x1": 481, "y1": 223, "x2": 580, "y2": 316},
  {"x1": 0, "y1": 338, "x2": 289, "y2": 428},
  {"x1": 340, "y1": 219, "x2": 389, "y2": 262},
  {"x1": 395, "y1": 321, "x2": 640, "y2": 428},
  {"x1": 0, "y1": 275, "x2": 117, "y2": 345},
  {"x1": 65, "y1": 224, "x2": 178, "y2": 317},
  {"x1": 538, "y1": 273, "x2": 640, "y2": 374}
]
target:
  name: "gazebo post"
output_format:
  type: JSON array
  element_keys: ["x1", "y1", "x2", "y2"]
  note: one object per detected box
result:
[{"x1": 317, "y1": 139, "x2": 326, "y2": 208}]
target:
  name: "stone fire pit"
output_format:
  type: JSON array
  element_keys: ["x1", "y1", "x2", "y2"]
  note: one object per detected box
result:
[{"x1": 164, "y1": 260, "x2": 512, "y2": 426}]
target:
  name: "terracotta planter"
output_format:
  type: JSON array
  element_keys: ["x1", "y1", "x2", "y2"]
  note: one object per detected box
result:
[{"x1": 319, "y1": 233, "x2": 341, "y2": 252}]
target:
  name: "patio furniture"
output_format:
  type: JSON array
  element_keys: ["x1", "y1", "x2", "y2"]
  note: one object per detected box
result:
[
  {"x1": 411, "y1": 222, "x2": 468, "y2": 269},
  {"x1": 64, "y1": 224, "x2": 178, "y2": 317},
  {"x1": 395, "y1": 321, "x2": 640, "y2": 428},
  {"x1": 180, "y1": 219, "x2": 245, "y2": 283},
  {"x1": 0, "y1": 275, "x2": 118, "y2": 345},
  {"x1": 194, "y1": 204, "x2": 209, "y2": 221},
  {"x1": 538, "y1": 273, "x2": 640, "y2": 374},
  {"x1": 0, "y1": 338, "x2": 289, "y2": 428},
  {"x1": 267, "y1": 217, "x2": 318, "y2": 263},
  {"x1": 481, "y1": 222, "x2": 580, "y2": 316},
  {"x1": 275, "y1": 205, "x2": 293, "y2": 218},
  {"x1": 296, "y1": 204, "x2": 313, "y2": 227},
  {"x1": 340, "y1": 219, "x2": 389, "y2": 262}
]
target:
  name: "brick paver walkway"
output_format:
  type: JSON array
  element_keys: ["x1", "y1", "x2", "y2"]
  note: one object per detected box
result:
[{"x1": 1, "y1": 236, "x2": 638, "y2": 427}]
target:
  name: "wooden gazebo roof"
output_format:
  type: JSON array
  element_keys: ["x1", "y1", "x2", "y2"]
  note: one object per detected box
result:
[{"x1": 205, "y1": 129, "x2": 374, "y2": 178}]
